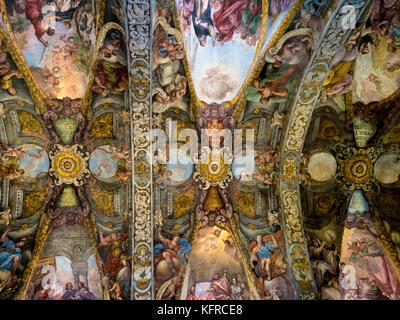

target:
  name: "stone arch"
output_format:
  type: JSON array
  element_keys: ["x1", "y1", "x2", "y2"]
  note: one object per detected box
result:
[{"x1": 278, "y1": 0, "x2": 373, "y2": 299}]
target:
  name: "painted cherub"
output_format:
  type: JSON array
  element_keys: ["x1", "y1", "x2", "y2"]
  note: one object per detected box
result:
[
  {"x1": 111, "y1": 146, "x2": 132, "y2": 162},
  {"x1": 256, "y1": 147, "x2": 277, "y2": 164},
  {"x1": 267, "y1": 209, "x2": 280, "y2": 228},
  {"x1": 299, "y1": 149, "x2": 311, "y2": 187},
  {"x1": 0, "y1": 146, "x2": 25, "y2": 182},
  {"x1": 162, "y1": 274, "x2": 184, "y2": 300},
  {"x1": 299, "y1": 172, "x2": 311, "y2": 186},
  {"x1": 154, "y1": 170, "x2": 172, "y2": 187},
  {"x1": 109, "y1": 278, "x2": 123, "y2": 300},
  {"x1": 259, "y1": 146, "x2": 279, "y2": 169},
  {"x1": 1, "y1": 145, "x2": 26, "y2": 159},
  {"x1": 1, "y1": 168, "x2": 24, "y2": 181},
  {"x1": 0, "y1": 44, "x2": 23, "y2": 96},
  {"x1": 252, "y1": 170, "x2": 274, "y2": 185},
  {"x1": 158, "y1": 33, "x2": 183, "y2": 59},
  {"x1": 251, "y1": 77, "x2": 289, "y2": 104},
  {"x1": 178, "y1": 0, "x2": 194, "y2": 31},
  {"x1": 252, "y1": 147, "x2": 279, "y2": 187},
  {"x1": 113, "y1": 170, "x2": 131, "y2": 182},
  {"x1": 153, "y1": 75, "x2": 187, "y2": 114}
]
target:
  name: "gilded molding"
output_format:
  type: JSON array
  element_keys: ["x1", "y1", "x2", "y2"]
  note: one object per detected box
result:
[
  {"x1": 171, "y1": 3, "x2": 200, "y2": 119},
  {"x1": 81, "y1": 0, "x2": 107, "y2": 117},
  {"x1": 15, "y1": 216, "x2": 52, "y2": 300},
  {"x1": 279, "y1": 0, "x2": 373, "y2": 299},
  {"x1": 84, "y1": 217, "x2": 110, "y2": 300},
  {"x1": 126, "y1": 0, "x2": 153, "y2": 300},
  {"x1": 233, "y1": 0, "x2": 306, "y2": 121},
  {"x1": 227, "y1": 217, "x2": 261, "y2": 300},
  {"x1": 374, "y1": 218, "x2": 400, "y2": 278}
]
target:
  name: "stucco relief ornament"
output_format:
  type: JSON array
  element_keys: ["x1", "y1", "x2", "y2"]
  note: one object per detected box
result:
[
  {"x1": 277, "y1": 0, "x2": 372, "y2": 300},
  {"x1": 127, "y1": 0, "x2": 153, "y2": 300},
  {"x1": 193, "y1": 147, "x2": 233, "y2": 190},
  {"x1": 133, "y1": 244, "x2": 152, "y2": 291},
  {"x1": 49, "y1": 144, "x2": 90, "y2": 186},
  {"x1": 332, "y1": 143, "x2": 382, "y2": 192}
]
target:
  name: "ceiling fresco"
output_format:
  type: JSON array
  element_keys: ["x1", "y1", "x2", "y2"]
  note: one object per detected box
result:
[
  {"x1": 0, "y1": 0, "x2": 400, "y2": 302},
  {"x1": 0, "y1": 0, "x2": 132, "y2": 300}
]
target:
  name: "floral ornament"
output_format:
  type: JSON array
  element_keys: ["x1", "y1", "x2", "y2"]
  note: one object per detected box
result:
[
  {"x1": 281, "y1": 152, "x2": 299, "y2": 190},
  {"x1": 193, "y1": 147, "x2": 233, "y2": 190},
  {"x1": 332, "y1": 143, "x2": 382, "y2": 193},
  {"x1": 49, "y1": 144, "x2": 90, "y2": 186},
  {"x1": 290, "y1": 244, "x2": 314, "y2": 292}
]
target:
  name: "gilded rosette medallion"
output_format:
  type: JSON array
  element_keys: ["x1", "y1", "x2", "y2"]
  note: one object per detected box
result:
[
  {"x1": 334, "y1": 144, "x2": 381, "y2": 192},
  {"x1": 193, "y1": 147, "x2": 233, "y2": 190},
  {"x1": 49, "y1": 144, "x2": 90, "y2": 186}
]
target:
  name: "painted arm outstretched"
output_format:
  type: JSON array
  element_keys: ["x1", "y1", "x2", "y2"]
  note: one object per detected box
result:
[
  {"x1": 99, "y1": 231, "x2": 108, "y2": 246},
  {"x1": 1, "y1": 225, "x2": 10, "y2": 243},
  {"x1": 270, "y1": 234, "x2": 278, "y2": 249},
  {"x1": 157, "y1": 225, "x2": 165, "y2": 242}
]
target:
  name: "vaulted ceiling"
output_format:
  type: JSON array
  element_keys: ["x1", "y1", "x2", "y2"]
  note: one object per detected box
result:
[{"x1": 1, "y1": 0, "x2": 400, "y2": 301}]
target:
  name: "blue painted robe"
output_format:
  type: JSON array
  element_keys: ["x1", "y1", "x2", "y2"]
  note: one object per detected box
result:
[
  {"x1": 258, "y1": 241, "x2": 274, "y2": 259},
  {"x1": 0, "y1": 237, "x2": 22, "y2": 271}
]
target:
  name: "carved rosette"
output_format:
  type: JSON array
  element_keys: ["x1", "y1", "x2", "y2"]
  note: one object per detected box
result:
[
  {"x1": 193, "y1": 147, "x2": 233, "y2": 190},
  {"x1": 334, "y1": 145, "x2": 380, "y2": 192},
  {"x1": 49, "y1": 144, "x2": 90, "y2": 186}
]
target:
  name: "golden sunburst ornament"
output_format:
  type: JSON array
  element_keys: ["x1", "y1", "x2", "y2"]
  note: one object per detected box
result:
[
  {"x1": 49, "y1": 144, "x2": 90, "y2": 186},
  {"x1": 193, "y1": 147, "x2": 233, "y2": 190},
  {"x1": 344, "y1": 155, "x2": 372, "y2": 184},
  {"x1": 334, "y1": 144, "x2": 380, "y2": 192}
]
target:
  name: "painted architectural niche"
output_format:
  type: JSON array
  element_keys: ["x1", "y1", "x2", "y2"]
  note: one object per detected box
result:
[{"x1": 0, "y1": 0, "x2": 400, "y2": 301}]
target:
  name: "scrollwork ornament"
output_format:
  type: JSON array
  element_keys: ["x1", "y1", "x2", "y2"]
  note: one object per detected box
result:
[
  {"x1": 127, "y1": 0, "x2": 153, "y2": 299},
  {"x1": 279, "y1": 0, "x2": 372, "y2": 299}
]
